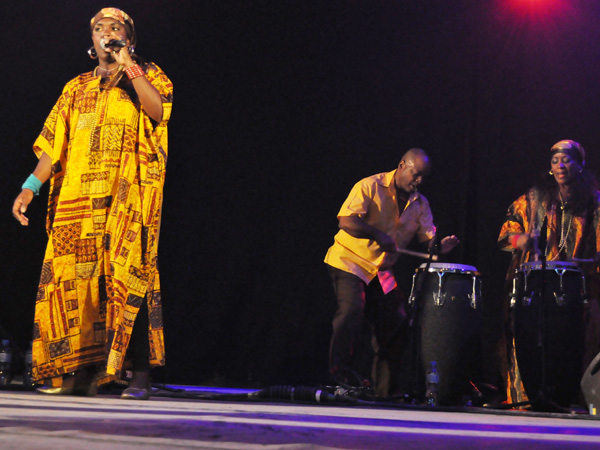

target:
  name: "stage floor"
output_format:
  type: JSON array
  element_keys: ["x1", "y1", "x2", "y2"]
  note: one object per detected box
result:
[{"x1": 1, "y1": 386, "x2": 600, "y2": 449}]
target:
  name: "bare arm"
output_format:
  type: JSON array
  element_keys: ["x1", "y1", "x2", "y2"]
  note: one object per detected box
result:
[
  {"x1": 113, "y1": 50, "x2": 163, "y2": 123},
  {"x1": 12, "y1": 152, "x2": 52, "y2": 226},
  {"x1": 32, "y1": 151, "x2": 53, "y2": 184},
  {"x1": 129, "y1": 71, "x2": 163, "y2": 123},
  {"x1": 338, "y1": 215, "x2": 396, "y2": 252}
]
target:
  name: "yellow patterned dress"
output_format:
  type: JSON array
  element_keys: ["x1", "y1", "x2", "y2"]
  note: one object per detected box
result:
[
  {"x1": 498, "y1": 187, "x2": 600, "y2": 404},
  {"x1": 31, "y1": 63, "x2": 173, "y2": 385}
]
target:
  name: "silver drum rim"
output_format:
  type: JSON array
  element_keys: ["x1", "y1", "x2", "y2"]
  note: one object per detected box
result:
[
  {"x1": 519, "y1": 261, "x2": 581, "y2": 273},
  {"x1": 418, "y1": 262, "x2": 478, "y2": 274}
]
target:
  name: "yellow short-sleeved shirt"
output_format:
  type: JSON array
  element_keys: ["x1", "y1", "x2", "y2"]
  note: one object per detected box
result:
[{"x1": 324, "y1": 170, "x2": 436, "y2": 283}]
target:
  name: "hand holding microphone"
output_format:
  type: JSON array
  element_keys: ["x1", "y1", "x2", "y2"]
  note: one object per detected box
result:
[
  {"x1": 101, "y1": 39, "x2": 127, "y2": 50},
  {"x1": 100, "y1": 38, "x2": 134, "y2": 68}
]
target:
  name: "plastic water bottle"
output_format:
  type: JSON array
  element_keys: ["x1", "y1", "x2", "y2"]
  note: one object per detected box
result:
[
  {"x1": 425, "y1": 360, "x2": 440, "y2": 407},
  {"x1": 23, "y1": 342, "x2": 34, "y2": 390},
  {"x1": 0, "y1": 340, "x2": 13, "y2": 387}
]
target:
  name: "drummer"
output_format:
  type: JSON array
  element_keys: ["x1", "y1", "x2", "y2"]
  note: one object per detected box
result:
[
  {"x1": 498, "y1": 139, "x2": 600, "y2": 404},
  {"x1": 324, "y1": 148, "x2": 459, "y2": 397}
]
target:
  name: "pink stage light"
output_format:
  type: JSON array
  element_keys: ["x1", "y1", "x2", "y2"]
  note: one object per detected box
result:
[
  {"x1": 504, "y1": 0, "x2": 568, "y2": 16},
  {"x1": 496, "y1": 0, "x2": 579, "y2": 32}
]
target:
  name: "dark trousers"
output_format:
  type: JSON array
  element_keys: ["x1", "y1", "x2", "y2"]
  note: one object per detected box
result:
[
  {"x1": 128, "y1": 298, "x2": 150, "y2": 372},
  {"x1": 328, "y1": 266, "x2": 407, "y2": 397}
]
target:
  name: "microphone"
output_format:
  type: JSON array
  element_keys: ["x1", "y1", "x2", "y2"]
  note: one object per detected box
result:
[
  {"x1": 538, "y1": 216, "x2": 548, "y2": 258},
  {"x1": 429, "y1": 232, "x2": 441, "y2": 257},
  {"x1": 247, "y1": 385, "x2": 356, "y2": 403},
  {"x1": 531, "y1": 216, "x2": 548, "y2": 261},
  {"x1": 101, "y1": 39, "x2": 127, "y2": 50}
]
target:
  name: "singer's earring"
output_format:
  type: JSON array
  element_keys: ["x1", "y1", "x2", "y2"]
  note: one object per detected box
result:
[
  {"x1": 128, "y1": 46, "x2": 135, "y2": 55},
  {"x1": 88, "y1": 47, "x2": 98, "y2": 59},
  {"x1": 549, "y1": 170, "x2": 554, "y2": 175}
]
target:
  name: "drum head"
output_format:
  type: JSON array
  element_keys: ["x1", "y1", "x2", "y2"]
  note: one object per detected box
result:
[
  {"x1": 519, "y1": 261, "x2": 580, "y2": 272},
  {"x1": 418, "y1": 262, "x2": 478, "y2": 273}
]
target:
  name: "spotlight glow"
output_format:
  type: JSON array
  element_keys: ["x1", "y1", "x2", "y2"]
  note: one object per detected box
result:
[
  {"x1": 496, "y1": 0, "x2": 578, "y2": 32},
  {"x1": 505, "y1": 0, "x2": 567, "y2": 16}
]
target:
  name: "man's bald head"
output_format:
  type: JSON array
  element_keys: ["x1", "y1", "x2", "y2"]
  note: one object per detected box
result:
[
  {"x1": 395, "y1": 148, "x2": 431, "y2": 194},
  {"x1": 401, "y1": 148, "x2": 430, "y2": 170}
]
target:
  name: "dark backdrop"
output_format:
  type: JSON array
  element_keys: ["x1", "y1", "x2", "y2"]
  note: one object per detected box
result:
[{"x1": 2, "y1": 0, "x2": 600, "y2": 388}]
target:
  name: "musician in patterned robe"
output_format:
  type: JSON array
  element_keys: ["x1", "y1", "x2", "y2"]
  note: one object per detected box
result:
[
  {"x1": 498, "y1": 140, "x2": 600, "y2": 406},
  {"x1": 12, "y1": 8, "x2": 173, "y2": 399}
]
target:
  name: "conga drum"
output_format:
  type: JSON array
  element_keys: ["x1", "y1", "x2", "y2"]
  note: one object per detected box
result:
[
  {"x1": 513, "y1": 261, "x2": 585, "y2": 408},
  {"x1": 408, "y1": 262, "x2": 482, "y2": 405}
]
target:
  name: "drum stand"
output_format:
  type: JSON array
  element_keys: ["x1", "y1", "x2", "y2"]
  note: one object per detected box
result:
[
  {"x1": 520, "y1": 220, "x2": 570, "y2": 412},
  {"x1": 524, "y1": 253, "x2": 571, "y2": 412},
  {"x1": 536, "y1": 253, "x2": 550, "y2": 408},
  {"x1": 405, "y1": 239, "x2": 438, "y2": 403}
]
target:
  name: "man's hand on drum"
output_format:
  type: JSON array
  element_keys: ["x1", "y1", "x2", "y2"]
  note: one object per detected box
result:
[{"x1": 440, "y1": 235, "x2": 460, "y2": 254}]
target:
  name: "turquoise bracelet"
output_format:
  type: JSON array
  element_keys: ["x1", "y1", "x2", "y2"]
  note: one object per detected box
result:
[{"x1": 22, "y1": 174, "x2": 43, "y2": 196}]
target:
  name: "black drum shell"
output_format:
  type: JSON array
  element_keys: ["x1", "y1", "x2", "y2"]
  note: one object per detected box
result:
[
  {"x1": 513, "y1": 264, "x2": 584, "y2": 408},
  {"x1": 412, "y1": 267, "x2": 482, "y2": 405}
]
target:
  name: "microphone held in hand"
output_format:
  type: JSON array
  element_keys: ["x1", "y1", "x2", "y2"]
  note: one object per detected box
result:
[{"x1": 101, "y1": 39, "x2": 127, "y2": 50}]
